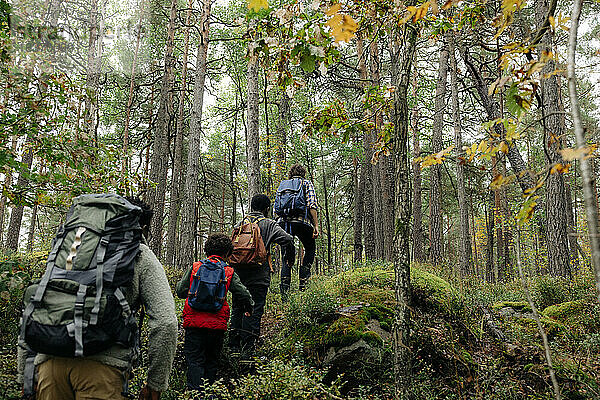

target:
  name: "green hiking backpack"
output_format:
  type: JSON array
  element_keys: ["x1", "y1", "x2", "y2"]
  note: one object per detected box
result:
[{"x1": 19, "y1": 194, "x2": 143, "y2": 395}]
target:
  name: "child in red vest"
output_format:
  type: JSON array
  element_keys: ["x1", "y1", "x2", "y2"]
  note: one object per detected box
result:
[{"x1": 176, "y1": 233, "x2": 253, "y2": 391}]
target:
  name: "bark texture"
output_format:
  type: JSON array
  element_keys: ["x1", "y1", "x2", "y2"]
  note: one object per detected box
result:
[
  {"x1": 567, "y1": 0, "x2": 600, "y2": 301},
  {"x1": 429, "y1": 43, "x2": 449, "y2": 266},
  {"x1": 179, "y1": 0, "x2": 211, "y2": 269},
  {"x1": 411, "y1": 70, "x2": 424, "y2": 263},
  {"x1": 147, "y1": 0, "x2": 177, "y2": 258},
  {"x1": 359, "y1": 35, "x2": 375, "y2": 261},
  {"x1": 368, "y1": 34, "x2": 387, "y2": 260},
  {"x1": 5, "y1": 136, "x2": 34, "y2": 251},
  {"x1": 536, "y1": 0, "x2": 571, "y2": 278},
  {"x1": 353, "y1": 36, "x2": 367, "y2": 263},
  {"x1": 246, "y1": 48, "x2": 261, "y2": 202},
  {"x1": 449, "y1": 35, "x2": 472, "y2": 275},
  {"x1": 390, "y1": 22, "x2": 417, "y2": 397},
  {"x1": 165, "y1": 0, "x2": 193, "y2": 266},
  {"x1": 83, "y1": 0, "x2": 102, "y2": 140}
]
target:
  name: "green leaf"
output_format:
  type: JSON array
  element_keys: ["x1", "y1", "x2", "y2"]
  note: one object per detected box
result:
[{"x1": 300, "y1": 54, "x2": 316, "y2": 73}]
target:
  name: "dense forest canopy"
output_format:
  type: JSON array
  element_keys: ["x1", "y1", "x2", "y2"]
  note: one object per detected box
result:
[{"x1": 2, "y1": 0, "x2": 600, "y2": 397}]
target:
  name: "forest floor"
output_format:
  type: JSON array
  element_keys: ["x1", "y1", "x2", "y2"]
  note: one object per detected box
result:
[{"x1": 1, "y1": 257, "x2": 600, "y2": 399}]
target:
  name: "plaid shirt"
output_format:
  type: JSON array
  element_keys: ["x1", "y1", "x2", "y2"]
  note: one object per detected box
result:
[{"x1": 277, "y1": 178, "x2": 318, "y2": 227}]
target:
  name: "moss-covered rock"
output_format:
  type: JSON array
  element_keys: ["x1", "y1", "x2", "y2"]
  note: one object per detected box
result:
[
  {"x1": 542, "y1": 300, "x2": 585, "y2": 321},
  {"x1": 491, "y1": 301, "x2": 532, "y2": 313},
  {"x1": 411, "y1": 266, "x2": 464, "y2": 315},
  {"x1": 324, "y1": 316, "x2": 365, "y2": 348},
  {"x1": 511, "y1": 315, "x2": 564, "y2": 337}
]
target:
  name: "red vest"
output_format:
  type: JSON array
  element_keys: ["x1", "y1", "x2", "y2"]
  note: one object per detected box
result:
[{"x1": 182, "y1": 256, "x2": 234, "y2": 331}]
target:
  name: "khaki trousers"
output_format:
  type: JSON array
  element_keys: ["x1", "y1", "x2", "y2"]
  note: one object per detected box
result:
[{"x1": 37, "y1": 358, "x2": 125, "y2": 400}]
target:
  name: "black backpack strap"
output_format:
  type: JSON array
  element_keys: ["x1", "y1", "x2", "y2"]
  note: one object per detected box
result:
[
  {"x1": 73, "y1": 283, "x2": 88, "y2": 357},
  {"x1": 22, "y1": 347, "x2": 36, "y2": 397},
  {"x1": 90, "y1": 235, "x2": 110, "y2": 325}
]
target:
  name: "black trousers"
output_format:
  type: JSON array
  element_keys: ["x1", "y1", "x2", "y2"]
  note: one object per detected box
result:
[
  {"x1": 229, "y1": 284, "x2": 268, "y2": 357},
  {"x1": 279, "y1": 221, "x2": 315, "y2": 294},
  {"x1": 183, "y1": 327, "x2": 225, "y2": 390}
]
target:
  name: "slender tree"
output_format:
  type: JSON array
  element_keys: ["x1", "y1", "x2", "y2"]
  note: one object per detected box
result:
[
  {"x1": 5, "y1": 136, "x2": 34, "y2": 251},
  {"x1": 449, "y1": 33, "x2": 472, "y2": 275},
  {"x1": 166, "y1": 0, "x2": 193, "y2": 266},
  {"x1": 429, "y1": 42, "x2": 449, "y2": 266},
  {"x1": 246, "y1": 31, "x2": 261, "y2": 201},
  {"x1": 536, "y1": 0, "x2": 571, "y2": 278},
  {"x1": 147, "y1": 0, "x2": 178, "y2": 257},
  {"x1": 352, "y1": 36, "x2": 367, "y2": 263},
  {"x1": 567, "y1": 0, "x2": 600, "y2": 301},
  {"x1": 390, "y1": 20, "x2": 418, "y2": 396},
  {"x1": 83, "y1": 0, "x2": 102, "y2": 141},
  {"x1": 179, "y1": 0, "x2": 211, "y2": 269},
  {"x1": 368, "y1": 31, "x2": 385, "y2": 260},
  {"x1": 411, "y1": 68, "x2": 424, "y2": 263},
  {"x1": 359, "y1": 34, "x2": 375, "y2": 260}
]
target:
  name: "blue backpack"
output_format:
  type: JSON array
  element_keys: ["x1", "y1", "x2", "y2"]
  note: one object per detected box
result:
[
  {"x1": 187, "y1": 257, "x2": 228, "y2": 312},
  {"x1": 274, "y1": 177, "x2": 307, "y2": 218}
]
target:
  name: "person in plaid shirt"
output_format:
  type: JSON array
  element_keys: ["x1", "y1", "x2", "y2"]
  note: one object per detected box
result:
[{"x1": 276, "y1": 164, "x2": 320, "y2": 297}]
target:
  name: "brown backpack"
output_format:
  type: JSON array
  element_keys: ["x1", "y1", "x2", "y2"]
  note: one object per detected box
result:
[{"x1": 230, "y1": 216, "x2": 267, "y2": 267}]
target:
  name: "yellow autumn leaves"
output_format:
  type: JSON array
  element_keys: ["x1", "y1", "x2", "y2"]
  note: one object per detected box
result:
[
  {"x1": 248, "y1": 0, "x2": 268, "y2": 12},
  {"x1": 247, "y1": 0, "x2": 357, "y2": 43},
  {"x1": 324, "y1": 4, "x2": 357, "y2": 43}
]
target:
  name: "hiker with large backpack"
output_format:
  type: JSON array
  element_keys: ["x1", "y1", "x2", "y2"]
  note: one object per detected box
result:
[
  {"x1": 175, "y1": 233, "x2": 254, "y2": 391},
  {"x1": 17, "y1": 194, "x2": 177, "y2": 400},
  {"x1": 228, "y1": 194, "x2": 293, "y2": 357},
  {"x1": 274, "y1": 164, "x2": 320, "y2": 297}
]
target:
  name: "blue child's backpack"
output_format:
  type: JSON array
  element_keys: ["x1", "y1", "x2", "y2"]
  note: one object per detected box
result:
[
  {"x1": 274, "y1": 177, "x2": 307, "y2": 218},
  {"x1": 187, "y1": 257, "x2": 227, "y2": 312}
]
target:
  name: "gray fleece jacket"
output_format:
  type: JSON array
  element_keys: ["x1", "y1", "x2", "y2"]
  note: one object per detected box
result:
[
  {"x1": 18, "y1": 244, "x2": 178, "y2": 392},
  {"x1": 233, "y1": 212, "x2": 294, "y2": 287}
]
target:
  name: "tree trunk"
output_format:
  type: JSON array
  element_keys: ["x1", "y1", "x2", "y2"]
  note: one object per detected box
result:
[
  {"x1": 26, "y1": 202, "x2": 38, "y2": 252},
  {"x1": 486, "y1": 190, "x2": 495, "y2": 282},
  {"x1": 6, "y1": 136, "x2": 35, "y2": 251},
  {"x1": 359, "y1": 34, "x2": 375, "y2": 261},
  {"x1": 567, "y1": 0, "x2": 600, "y2": 301},
  {"x1": 565, "y1": 182, "x2": 579, "y2": 268},
  {"x1": 352, "y1": 36, "x2": 367, "y2": 263},
  {"x1": 390, "y1": 22, "x2": 417, "y2": 397},
  {"x1": 276, "y1": 88, "x2": 289, "y2": 183},
  {"x1": 368, "y1": 34, "x2": 385, "y2": 261},
  {"x1": 122, "y1": 0, "x2": 146, "y2": 185},
  {"x1": 410, "y1": 68, "x2": 424, "y2": 263},
  {"x1": 449, "y1": 34, "x2": 472, "y2": 275},
  {"x1": 0, "y1": 136, "x2": 17, "y2": 246},
  {"x1": 536, "y1": 0, "x2": 571, "y2": 278},
  {"x1": 231, "y1": 91, "x2": 239, "y2": 227},
  {"x1": 369, "y1": 32, "x2": 395, "y2": 262},
  {"x1": 246, "y1": 44, "x2": 261, "y2": 202},
  {"x1": 429, "y1": 43, "x2": 449, "y2": 266},
  {"x1": 165, "y1": 0, "x2": 193, "y2": 266},
  {"x1": 83, "y1": 0, "x2": 102, "y2": 141},
  {"x1": 500, "y1": 158, "x2": 512, "y2": 279},
  {"x1": 320, "y1": 148, "x2": 332, "y2": 266},
  {"x1": 179, "y1": 0, "x2": 211, "y2": 269},
  {"x1": 147, "y1": 0, "x2": 178, "y2": 258}
]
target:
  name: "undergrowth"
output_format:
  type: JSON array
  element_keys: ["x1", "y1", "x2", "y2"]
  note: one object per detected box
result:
[{"x1": 2, "y1": 253, "x2": 599, "y2": 399}]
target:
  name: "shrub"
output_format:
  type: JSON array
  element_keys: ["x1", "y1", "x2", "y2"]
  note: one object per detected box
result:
[
  {"x1": 285, "y1": 281, "x2": 338, "y2": 328},
  {"x1": 0, "y1": 251, "x2": 47, "y2": 347},
  {"x1": 531, "y1": 275, "x2": 571, "y2": 310}
]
